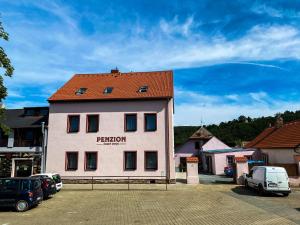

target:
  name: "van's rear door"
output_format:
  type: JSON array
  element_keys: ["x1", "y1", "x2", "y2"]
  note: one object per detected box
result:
[
  {"x1": 266, "y1": 172, "x2": 278, "y2": 190},
  {"x1": 276, "y1": 172, "x2": 289, "y2": 190}
]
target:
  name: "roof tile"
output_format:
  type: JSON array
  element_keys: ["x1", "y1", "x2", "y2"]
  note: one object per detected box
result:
[
  {"x1": 48, "y1": 70, "x2": 173, "y2": 102},
  {"x1": 246, "y1": 120, "x2": 300, "y2": 149}
]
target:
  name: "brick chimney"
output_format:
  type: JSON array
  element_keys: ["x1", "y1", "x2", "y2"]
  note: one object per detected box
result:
[{"x1": 111, "y1": 67, "x2": 119, "y2": 73}]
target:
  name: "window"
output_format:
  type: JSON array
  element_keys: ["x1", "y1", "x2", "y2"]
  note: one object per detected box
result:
[
  {"x1": 85, "y1": 152, "x2": 97, "y2": 171},
  {"x1": 226, "y1": 155, "x2": 234, "y2": 166},
  {"x1": 75, "y1": 87, "x2": 87, "y2": 95},
  {"x1": 195, "y1": 141, "x2": 200, "y2": 149},
  {"x1": 138, "y1": 86, "x2": 148, "y2": 93},
  {"x1": 103, "y1": 87, "x2": 113, "y2": 94},
  {"x1": 144, "y1": 114, "x2": 157, "y2": 131},
  {"x1": 145, "y1": 151, "x2": 158, "y2": 171},
  {"x1": 66, "y1": 152, "x2": 78, "y2": 170},
  {"x1": 125, "y1": 114, "x2": 137, "y2": 132},
  {"x1": 87, "y1": 115, "x2": 99, "y2": 133},
  {"x1": 24, "y1": 130, "x2": 34, "y2": 140},
  {"x1": 124, "y1": 151, "x2": 137, "y2": 170},
  {"x1": 68, "y1": 115, "x2": 80, "y2": 133},
  {"x1": 24, "y1": 109, "x2": 36, "y2": 116}
]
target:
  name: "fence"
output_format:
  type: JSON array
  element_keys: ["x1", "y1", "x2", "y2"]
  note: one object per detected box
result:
[{"x1": 61, "y1": 175, "x2": 169, "y2": 191}]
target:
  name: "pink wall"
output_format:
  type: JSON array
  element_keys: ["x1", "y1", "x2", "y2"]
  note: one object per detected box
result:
[
  {"x1": 46, "y1": 99, "x2": 175, "y2": 180},
  {"x1": 206, "y1": 150, "x2": 255, "y2": 175},
  {"x1": 175, "y1": 137, "x2": 231, "y2": 168}
]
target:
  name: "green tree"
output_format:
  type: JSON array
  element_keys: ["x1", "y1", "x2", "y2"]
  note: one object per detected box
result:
[{"x1": 0, "y1": 18, "x2": 14, "y2": 133}]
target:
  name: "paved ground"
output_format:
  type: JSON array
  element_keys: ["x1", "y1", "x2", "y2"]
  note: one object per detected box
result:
[
  {"x1": 1, "y1": 184, "x2": 300, "y2": 225},
  {"x1": 198, "y1": 174, "x2": 233, "y2": 184}
]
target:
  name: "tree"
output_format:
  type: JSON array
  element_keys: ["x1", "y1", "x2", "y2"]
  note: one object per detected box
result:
[{"x1": 0, "y1": 18, "x2": 14, "y2": 133}]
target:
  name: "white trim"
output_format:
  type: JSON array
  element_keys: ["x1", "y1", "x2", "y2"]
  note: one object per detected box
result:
[{"x1": 11, "y1": 158, "x2": 34, "y2": 177}]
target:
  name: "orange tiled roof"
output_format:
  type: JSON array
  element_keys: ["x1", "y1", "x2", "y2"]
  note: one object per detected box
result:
[
  {"x1": 48, "y1": 70, "x2": 173, "y2": 102},
  {"x1": 245, "y1": 120, "x2": 300, "y2": 149},
  {"x1": 186, "y1": 157, "x2": 199, "y2": 163},
  {"x1": 235, "y1": 156, "x2": 247, "y2": 163}
]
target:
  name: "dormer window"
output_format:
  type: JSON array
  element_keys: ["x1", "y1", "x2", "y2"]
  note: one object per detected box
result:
[
  {"x1": 138, "y1": 86, "x2": 148, "y2": 93},
  {"x1": 103, "y1": 87, "x2": 113, "y2": 94},
  {"x1": 75, "y1": 88, "x2": 87, "y2": 95}
]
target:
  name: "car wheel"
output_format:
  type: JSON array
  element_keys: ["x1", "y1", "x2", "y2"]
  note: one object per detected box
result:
[
  {"x1": 283, "y1": 193, "x2": 289, "y2": 197},
  {"x1": 258, "y1": 184, "x2": 264, "y2": 196},
  {"x1": 15, "y1": 200, "x2": 29, "y2": 212}
]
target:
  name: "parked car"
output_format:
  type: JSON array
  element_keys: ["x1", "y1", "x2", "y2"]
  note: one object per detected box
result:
[
  {"x1": 224, "y1": 166, "x2": 234, "y2": 177},
  {"x1": 0, "y1": 177, "x2": 43, "y2": 212},
  {"x1": 30, "y1": 175, "x2": 56, "y2": 199},
  {"x1": 244, "y1": 166, "x2": 291, "y2": 196},
  {"x1": 32, "y1": 173, "x2": 62, "y2": 191}
]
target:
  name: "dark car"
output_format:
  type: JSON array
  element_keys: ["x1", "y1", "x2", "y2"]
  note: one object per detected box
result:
[
  {"x1": 0, "y1": 177, "x2": 43, "y2": 212},
  {"x1": 31, "y1": 175, "x2": 56, "y2": 199},
  {"x1": 224, "y1": 166, "x2": 234, "y2": 177}
]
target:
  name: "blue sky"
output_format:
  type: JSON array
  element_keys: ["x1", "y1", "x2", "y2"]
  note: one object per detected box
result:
[{"x1": 1, "y1": 0, "x2": 300, "y2": 125}]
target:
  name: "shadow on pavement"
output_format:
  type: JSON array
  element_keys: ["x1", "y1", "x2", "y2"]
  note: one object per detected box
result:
[
  {"x1": 0, "y1": 206, "x2": 14, "y2": 212},
  {"x1": 231, "y1": 186, "x2": 287, "y2": 197}
]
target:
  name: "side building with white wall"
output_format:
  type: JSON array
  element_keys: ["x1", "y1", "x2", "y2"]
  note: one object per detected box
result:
[{"x1": 46, "y1": 70, "x2": 175, "y2": 183}]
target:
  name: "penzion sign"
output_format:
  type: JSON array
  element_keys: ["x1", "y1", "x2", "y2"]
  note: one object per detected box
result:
[{"x1": 96, "y1": 136, "x2": 126, "y2": 145}]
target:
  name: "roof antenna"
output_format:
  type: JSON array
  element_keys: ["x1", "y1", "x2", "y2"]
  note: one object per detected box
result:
[{"x1": 200, "y1": 104, "x2": 205, "y2": 127}]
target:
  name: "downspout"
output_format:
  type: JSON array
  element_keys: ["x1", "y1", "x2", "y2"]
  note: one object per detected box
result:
[{"x1": 165, "y1": 99, "x2": 170, "y2": 182}]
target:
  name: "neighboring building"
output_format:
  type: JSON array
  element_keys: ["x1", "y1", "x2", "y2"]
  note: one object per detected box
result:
[
  {"x1": 203, "y1": 148, "x2": 255, "y2": 175},
  {"x1": 46, "y1": 70, "x2": 175, "y2": 183},
  {"x1": 175, "y1": 127, "x2": 231, "y2": 172},
  {"x1": 245, "y1": 118, "x2": 300, "y2": 176},
  {"x1": 0, "y1": 107, "x2": 48, "y2": 178}
]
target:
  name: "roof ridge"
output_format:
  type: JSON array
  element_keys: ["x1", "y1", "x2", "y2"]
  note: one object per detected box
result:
[{"x1": 74, "y1": 70, "x2": 172, "y2": 77}]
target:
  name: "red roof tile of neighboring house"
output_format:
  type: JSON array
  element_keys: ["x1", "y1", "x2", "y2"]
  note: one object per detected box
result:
[
  {"x1": 235, "y1": 156, "x2": 248, "y2": 163},
  {"x1": 48, "y1": 70, "x2": 173, "y2": 102},
  {"x1": 186, "y1": 157, "x2": 199, "y2": 163},
  {"x1": 245, "y1": 120, "x2": 300, "y2": 149}
]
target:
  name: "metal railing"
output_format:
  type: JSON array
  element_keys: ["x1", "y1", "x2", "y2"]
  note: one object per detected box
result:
[{"x1": 61, "y1": 175, "x2": 169, "y2": 191}]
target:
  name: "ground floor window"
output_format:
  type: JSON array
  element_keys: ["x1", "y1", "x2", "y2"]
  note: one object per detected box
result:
[
  {"x1": 66, "y1": 152, "x2": 78, "y2": 171},
  {"x1": 85, "y1": 152, "x2": 97, "y2": 170},
  {"x1": 226, "y1": 155, "x2": 234, "y2": 166},
  {"x1": 124, "y1": 151, "x2": 137, "y2": 170},
  {"x1": 145, "y1": 151, "x2": 158, "y2": 171}
]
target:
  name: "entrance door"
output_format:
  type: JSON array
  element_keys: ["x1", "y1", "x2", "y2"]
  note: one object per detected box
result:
[
  {"x1": 179, "y1": 157, "x2": 187, "y2": 172},
  {"x1": 14, "y1": 160, "x2": 32, "y2": 177},
  {"x1": 205, "y1": 156, "x2": 213, "y2": 174}
]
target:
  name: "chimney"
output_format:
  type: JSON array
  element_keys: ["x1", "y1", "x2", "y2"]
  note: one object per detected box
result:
[
  {"x1": 111, "y1": 67, "x2": 119, "y2": 74},
  {"x1": 275, "y1": 115, "x2": 284, "y2": 128}
]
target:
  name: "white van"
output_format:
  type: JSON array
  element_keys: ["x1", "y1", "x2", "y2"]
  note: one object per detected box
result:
[{"x1": 244, "y1": 166, "x2": 291, "y2": 196}]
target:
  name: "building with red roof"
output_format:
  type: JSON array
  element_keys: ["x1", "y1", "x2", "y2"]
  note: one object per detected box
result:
[
  {"x1": 246, "y1": 117, "x2": 300, "y2": 176},
  {"x1": 46, "y1": 69, "x2": 175, "y2": 183}
]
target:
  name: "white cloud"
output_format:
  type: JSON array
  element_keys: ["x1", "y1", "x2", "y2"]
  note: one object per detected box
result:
[
  {"x1": 160, "y1": 16, "x2": 196, "y2": 36},
  {"x1": 225, "y1": 94, "x2": 239, "y2": 101},
  {"x1": 249, "y1": 91, "x2": 268, "y2": 103}
]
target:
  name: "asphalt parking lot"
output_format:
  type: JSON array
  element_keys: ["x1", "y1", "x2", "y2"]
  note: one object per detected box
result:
[{"x1": 1, "y1": 184, "x2": 300, "y2": 225}]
